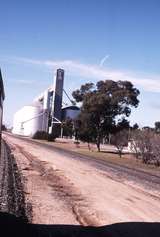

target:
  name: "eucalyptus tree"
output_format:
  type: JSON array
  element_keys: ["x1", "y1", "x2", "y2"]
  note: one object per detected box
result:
[{"x1": 72, "y1": 80, "x2": 140, "y2": 151}]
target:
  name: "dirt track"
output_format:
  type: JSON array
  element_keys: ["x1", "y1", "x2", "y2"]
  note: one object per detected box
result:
[{"x1": 3, "y1": 133, "x2": 160, "y2": 226}]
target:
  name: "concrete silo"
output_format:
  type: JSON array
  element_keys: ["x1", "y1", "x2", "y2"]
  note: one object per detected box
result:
[
  {"x1": 12, "y1": 69, "x2": 65, "y2": 137},
  {"x1": 12, "y1": 102, "x2": 44, "y2": 137}
]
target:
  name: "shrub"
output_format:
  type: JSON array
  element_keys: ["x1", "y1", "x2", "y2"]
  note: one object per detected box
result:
[
  {"x1": 111, "y1": 130, "x2": 129, "y2": 157},
  {"x1": 32, "y1": 131, "x2": 57, "y2": 141},
  {"x1": 32, "y1": 131, "x2": 48, "y2": 140}
]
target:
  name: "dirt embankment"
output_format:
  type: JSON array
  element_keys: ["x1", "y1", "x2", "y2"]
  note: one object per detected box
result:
[{"x1": 0, "y1": 140, "x2": 30, "y2": 221}]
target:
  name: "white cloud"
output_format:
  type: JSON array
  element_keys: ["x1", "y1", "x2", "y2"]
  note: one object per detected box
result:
[
  {"x1": 15, "y1": 79, "x2": 35, "y2": 85},
  {"x1": 8, "y1": 57, "x2": 160, "y2": 93}
]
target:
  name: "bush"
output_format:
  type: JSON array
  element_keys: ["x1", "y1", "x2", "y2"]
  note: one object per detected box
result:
[
  {"x1": 47, "y1": 133, "x2": 57, "y2": 142},
  {"x1": 130, "y1": 130, "x2": 160, "y2": 166},
  {"x1": 32, "y1": 131, "x2": 57, "y2": 141},
  {"x1": 151, "y1": 134, "x2": 160, "y2": 166},
  {"x1": 74, "y1": 140, "x2": 80, "y2": 148},
  {"x1": 111, "y1": 130, "x2": 129, "y2": 157},
  {"x1": 32, "y1": 131, "x2": 48, "y2": 140}
]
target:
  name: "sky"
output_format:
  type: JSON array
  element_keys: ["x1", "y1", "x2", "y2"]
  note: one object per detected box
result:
[{"x1": 1, "y1": 0, "x2": 160, "y2": 127}]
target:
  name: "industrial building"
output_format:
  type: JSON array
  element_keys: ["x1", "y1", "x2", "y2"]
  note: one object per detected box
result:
[
  {"x1": 12, "y1": 69, "x2": 80, "y2": 137},
  {"x1": 0, "y1": 69, "x2": 5, "y2": 144},
  {"x1": 62, "y1": 105, "x2": 80, "y2": 121}
]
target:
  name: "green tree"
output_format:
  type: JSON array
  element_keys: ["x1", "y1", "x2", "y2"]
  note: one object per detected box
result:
[
  {"x1": 155, "y1": 121, "x2": 160, "y2": 133},
  {"x1": 132, "y1": 123, "x2": 139, "y2": 130},
  {"x1": 116, "y1": 118, "x2": 130, "y2": 132},
  {"x1": 111, "y1": 129, "x2": 129, "y2": 157},
  {"x1": 61, "y1": 118, "x2": 73, "y2": 138},
  {"x1": 74, "y1": 114, "x2": 96, "y2": 150},
  {"x1": 72, "y1": 80, "x2": 139, "y2": 151}
]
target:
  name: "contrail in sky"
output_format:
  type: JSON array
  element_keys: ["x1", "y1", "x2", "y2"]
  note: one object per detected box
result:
[
  {"x1": 3, "y1": 56, "x2": 160, "y2": 93},
  {"x1": 99, "y1": 54, "x2": 110, "y2": 66}
]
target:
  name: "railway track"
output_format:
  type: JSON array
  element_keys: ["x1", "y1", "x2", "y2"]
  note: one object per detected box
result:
[{"x1": 0, "y1": 140, "x2": 28, "y2": 221}]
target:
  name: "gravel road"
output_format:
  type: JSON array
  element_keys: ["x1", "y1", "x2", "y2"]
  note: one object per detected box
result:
[
  {"x1": 27, "y1": 138, "x2": 160, "y2": 190},
  {"x1": 3, "y1": 133, "x2": 160, "y2": 226}
]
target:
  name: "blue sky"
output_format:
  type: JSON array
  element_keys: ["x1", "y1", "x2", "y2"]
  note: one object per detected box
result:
[{"x1": 1, "y1": 0, "x2": 160, "y2": 127}]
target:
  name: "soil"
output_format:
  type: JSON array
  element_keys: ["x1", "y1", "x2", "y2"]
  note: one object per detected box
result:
[{"x1": 3, "y1": 133, "x2": 160, "y2": 226}]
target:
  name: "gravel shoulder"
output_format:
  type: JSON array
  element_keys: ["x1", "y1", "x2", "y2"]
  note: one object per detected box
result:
[
  {"x1": 3, "y1": 133, "x2": 160, "y2": 226},
  {"x1": 0, "y1": 140, "x2": 29, "y2": 221}
]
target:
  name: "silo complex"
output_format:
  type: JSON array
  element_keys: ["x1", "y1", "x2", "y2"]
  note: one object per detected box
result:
[
  {"x1": 12, "y1": 69, "x2": 65, "y2": 137},
  {"x1": 12, "y1": 68, "x2": 80, "y2": 137}
]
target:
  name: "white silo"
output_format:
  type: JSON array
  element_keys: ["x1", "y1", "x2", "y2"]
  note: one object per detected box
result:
[{"x1": 12, "y1": 101, "x2": 44, "y2": 137}]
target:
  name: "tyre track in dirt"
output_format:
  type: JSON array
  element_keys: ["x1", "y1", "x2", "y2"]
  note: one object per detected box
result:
[{"x1": 12, "y1": 143, "x2": 101, "y2": 226}]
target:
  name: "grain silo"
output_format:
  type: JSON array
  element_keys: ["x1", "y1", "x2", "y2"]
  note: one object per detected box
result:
[
  {"x1": 12, "y1": 69, "x2": 65, "y2": 137},
  {"x1": 12, "y1": 101, "x2": 44, "y2": 136}
]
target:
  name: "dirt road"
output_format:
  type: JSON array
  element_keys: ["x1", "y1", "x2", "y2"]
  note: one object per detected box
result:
[{"x1": 3, "y1": 133, "x2": 160, "y2": 226}]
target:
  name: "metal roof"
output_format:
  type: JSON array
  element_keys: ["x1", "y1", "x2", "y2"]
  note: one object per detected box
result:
[{"x1": 62, "y1": 105, "x2": 80, "y2": 110}]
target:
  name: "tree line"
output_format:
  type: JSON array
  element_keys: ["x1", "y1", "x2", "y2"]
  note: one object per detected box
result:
[{"x1": 61, "y1": 79, "x2": 160, "y2": 167}]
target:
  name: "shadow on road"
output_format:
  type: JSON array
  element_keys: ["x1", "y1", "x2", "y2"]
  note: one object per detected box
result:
[{"x1": 0, "y1": 212, "x2": 160, "y2": 237}]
